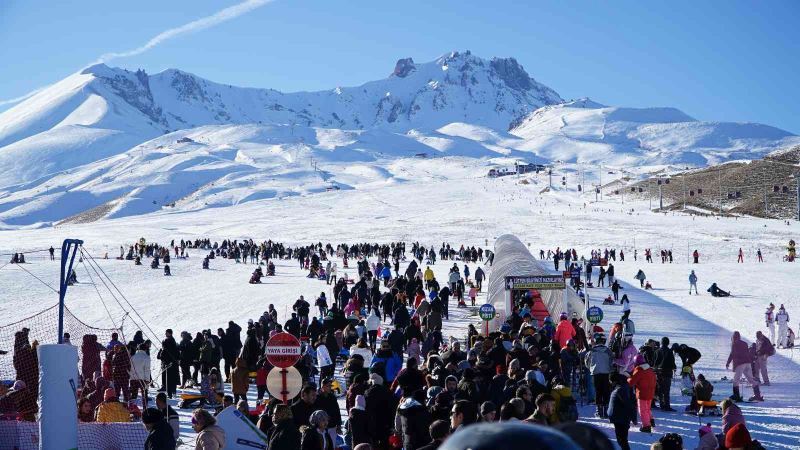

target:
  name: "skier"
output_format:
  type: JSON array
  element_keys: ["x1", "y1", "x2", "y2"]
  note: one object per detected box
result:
[
  {"x1": 776, "y1": 305, "x2": 790, "y2": 348},
  {"x1": 765, "y1": 304, "x2": 775, "y2": 344},
  {"x1": 725, "y1": 331, "x2": 763, "y2": 402},
  {"x1": 737, "y1": 248, "x2": 744, "y2": 263},
  {"x1": 688, "y1": 270, "x2": 698, "y2": 295}
]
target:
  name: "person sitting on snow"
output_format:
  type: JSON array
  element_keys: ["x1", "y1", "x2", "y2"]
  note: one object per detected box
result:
[
  {"x1": 163, "y1": 265, "x2": 171, "y2": 276},
  {"x1": 707, "y1": 283, "x2": 730, "y2": 297}
]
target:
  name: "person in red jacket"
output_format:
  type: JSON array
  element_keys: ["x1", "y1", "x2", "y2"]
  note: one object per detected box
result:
[
  {"x1": 628, "y1": 354, "x2": 656, "y2": 433},
  {"x1": 554, "y1": 313, "x2": 576, "y2": 349}
]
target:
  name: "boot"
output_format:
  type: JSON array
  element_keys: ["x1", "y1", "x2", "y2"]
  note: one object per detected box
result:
[
  {"x1": 639, "y1": 426, "x2": 652, "y2": 433},
  {"x1": 730, "y1": 386, "x2": 743, "y2": 402},
  {"x1": 748, "y1": 385, "x2": 764, "y2": 402}
]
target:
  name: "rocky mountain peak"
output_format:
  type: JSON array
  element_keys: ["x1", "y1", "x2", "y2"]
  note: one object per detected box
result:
[{"x1": 392, "y1": 58, "x2": 416, "y2": 78}]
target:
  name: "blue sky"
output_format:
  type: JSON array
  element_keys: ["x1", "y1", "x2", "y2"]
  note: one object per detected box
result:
[{"x1": 1, "y1": 0, "x2": 799, "y2": 132}]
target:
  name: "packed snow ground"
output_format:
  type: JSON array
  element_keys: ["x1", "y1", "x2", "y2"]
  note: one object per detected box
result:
[{"x1": 1, "y1": 167, "x2": 799, "y2": 448}]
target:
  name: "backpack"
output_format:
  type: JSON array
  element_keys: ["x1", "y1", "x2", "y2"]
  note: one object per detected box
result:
[{"x1": 765, "y1": 340, "x2": 776, "y2": 357}]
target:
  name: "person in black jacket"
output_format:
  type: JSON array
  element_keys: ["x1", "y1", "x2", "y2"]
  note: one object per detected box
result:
[
  {"x1": 158, "y1": 329, "x2": 180, "y2": 398},
  {"x1": 398, "y1": 390, "x2": 433, "y2": 450},
  {"x1": 291, "y1": 385, "x2": 319, "y2": 428},
  {"x1": 365, "y1": 375, "x2": 394, "y2": 448},
  {"x1": 178, "y1": 331, "x2": 197, "y2": 388},
  {"x1": 606, "y1": 373, "x2": 636, "y2": 450},
  {"x1": 671, "y1": 343, "x2": 701, "y2": 369},
  {"x1": 653, "y1": 336, "x2": 676, "y2": 411},
  {"x1": 142, "y1": 407, "x2": 176, "y2": 450},
  {"x1": 347, "y1": 394, "x2": 370, "y2": 448},
  {"x1": 241, "y1": 328, "x2": 261, "y2": 370},
  {"x1": 301, "y1": 410, "x2": 334, "y2": 450},
  {"x1": 317, "y1": 378, "x2": 342, "y2": 440},
  {"x1": 223, "y1": 321, "x2": 243, "y2": 379},
  {"x1": 267, "y1": 405, "x2": 302, "y2": 450}
]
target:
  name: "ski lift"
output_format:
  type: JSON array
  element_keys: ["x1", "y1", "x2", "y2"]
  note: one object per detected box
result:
[
  {"x1": 782, "y1": 186, "x2": 789, "y2": 193},
  {"x1": 614, "y1": 190, "x2": 620, "y2": 195},
  {"x1": 736, "y1": 191, "x2": 742, "y2": 198},
  {"x1": 631, "y1": 187, "x2": 636, "y2": 192},
  {"x1": 773, "y1": 185, "x2": 780, "y2": 193},
  {"x1": 697, "y1": 188, "x2": 703, "y2": 194},
  {"x1": 638, "y1": 187, "x2": 644, "y2": 193},
  {"x1": 665, "y1": 179, "x2": 671, "y2": 184},
  {"x1": 690, "y1": 190, "x2": 695, "y2": 196}
]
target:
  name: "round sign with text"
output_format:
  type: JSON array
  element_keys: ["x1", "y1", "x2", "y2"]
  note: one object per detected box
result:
[
  {"x1": 265, "y1": 332, "x2": 302, "y2": 368},
  {"x1": 479, "y1": 303, "x2": 496, "y2": 321},
  {"x1": 587, "y1": 306, "x2": 604, "y2": 324}
]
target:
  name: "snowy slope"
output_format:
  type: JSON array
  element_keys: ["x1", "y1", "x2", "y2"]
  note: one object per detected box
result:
[
  {"x1": 1, "y1": 168, "x2": 799, "y2": 448},
  {"x1": 511, "y1": 98, "x2": 800, "y2": 166}
]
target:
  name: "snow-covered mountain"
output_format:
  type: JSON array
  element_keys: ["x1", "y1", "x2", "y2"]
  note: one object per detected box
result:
[
  {"x1": 1, "y1": 51, "x2": 798, "y2": 227},
  {"x1": 0, "y1": 51, "x2": 560, "y2": 188},
  {"x1": 510, "y1": 99, "x2": 800, "y2": 166}
]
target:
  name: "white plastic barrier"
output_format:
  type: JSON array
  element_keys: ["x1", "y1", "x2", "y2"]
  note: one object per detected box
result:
[{"x1": 37, "y1": 344, "x2": 79, "y2": 450}]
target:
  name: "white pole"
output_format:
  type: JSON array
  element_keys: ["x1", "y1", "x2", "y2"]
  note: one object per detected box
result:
[{"x1": 38, "y1": 344, "x2": 79, "y2": 450}]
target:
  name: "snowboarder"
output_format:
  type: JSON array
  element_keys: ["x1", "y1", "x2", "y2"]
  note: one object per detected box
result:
[
  {"x1": 689, "y1": 270, "x2": 698, "y2": 295},
  {"x1": 776, "y1": 305, "x2": 790, "y2": 348},
  {"x1": 765, "y1": 304, "x2": 775, "y2": 344}
]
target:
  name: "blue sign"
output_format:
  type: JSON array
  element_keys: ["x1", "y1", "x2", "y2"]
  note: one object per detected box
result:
[
  {"x1": 479, "y1": 303, "x2": 496, "y2": 321},
  {"x1": 587, "y1": 306, "x2": 604, "y2": 324}
]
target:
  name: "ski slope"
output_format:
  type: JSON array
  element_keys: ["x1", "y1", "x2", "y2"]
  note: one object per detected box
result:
[{"x1": 0, "y1": 168, "x2": 798, "y2": 448}]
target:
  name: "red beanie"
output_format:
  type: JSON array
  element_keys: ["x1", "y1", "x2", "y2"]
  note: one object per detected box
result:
[{"x1": 725, "y1": 423, "x2": 752, "y2": 448}]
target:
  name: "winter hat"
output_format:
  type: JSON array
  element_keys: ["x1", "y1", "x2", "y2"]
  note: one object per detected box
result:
[
  {"x1": 659, "y1": 433, "x2": 683, "y2": 450},
  {"x1": 725, "y1": 423, "x2": 752, "y2": 448},
  {"x1": 426, "y1": 386, "x2": 443, "y2": 405},
  {"x1": 369, "y1": 373, "x2": 384, "y2": 385},
  {"x1": 560, "y1": 312, "x2": 568, "y2": 320},
  {"x1": 480, "y1": 401, "x2": 496, "y2": 416},
  {"x1": 354, "y1": 394, "x2": 366, "y2": 410},
  {"x1": 10, "y1": 380, "x2": 26, "y2": 391},
  {"x1": 633, "y1": 354, "x2": 646, "y2": 366},
  {"x1": 103, "y1": 388, "x2": 117, "y2": 401},
  {"x1": 698, "y1": 424, "x2": 713, "y2": 437}
]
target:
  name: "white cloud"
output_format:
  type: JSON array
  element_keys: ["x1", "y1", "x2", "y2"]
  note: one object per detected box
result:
[
  {"x1": 0, "y1": 0, "x2": 274, "y2": 107},
  {"x1": 93, "y1": 0, "x2": 274, "y2": 64}
]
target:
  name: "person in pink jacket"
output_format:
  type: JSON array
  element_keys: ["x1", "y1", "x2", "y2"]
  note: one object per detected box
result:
[
  {"x1": 554, "y1": 313, "x2": 576, "y2": 348},
  {"x1": 615, "y1": 340, "x2": 639, "y2": 375}
]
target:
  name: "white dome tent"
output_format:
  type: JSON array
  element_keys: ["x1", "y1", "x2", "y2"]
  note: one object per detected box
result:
[{"x1": 485, "y1": 234, "x2": 587, "y2": 333}]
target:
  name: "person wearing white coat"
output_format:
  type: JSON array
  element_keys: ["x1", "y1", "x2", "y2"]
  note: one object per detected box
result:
[
  {"x1": 349, "y1": 340, "x2": 373, "y2": 367},
  {"x1": 316, "y1": 341, "x2": 334, "y2": 383},
  {"x1": 776, "y1": 305, "x2": 790, "y2": 348},
  {"x1": 129, "y1": 345, "x2": 151, "y2": 407},
  {"x1": 765, "y1": 303, "x2": 776, "y2": 344},
  {"x1": 366, "y1": 310, "x2": 381, "y2": 352}
]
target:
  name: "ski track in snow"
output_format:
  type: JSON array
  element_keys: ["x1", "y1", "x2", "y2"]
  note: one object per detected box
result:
[{"x1": 0, "y1": 173, "x2": 799, "y2": 448}]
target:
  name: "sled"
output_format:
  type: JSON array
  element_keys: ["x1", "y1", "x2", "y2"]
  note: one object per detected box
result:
[
  {"x1": 179, "y1": 392, "x2": 222, "y2": 409},
  {"x1": 696, "y1": 400, "x2": 720, "y2": 418}
]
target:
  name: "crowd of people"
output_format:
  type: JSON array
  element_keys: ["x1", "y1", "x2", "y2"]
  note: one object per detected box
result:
[{"x1": 0, "y1": 238, "x2": 783, "y2": 450}]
